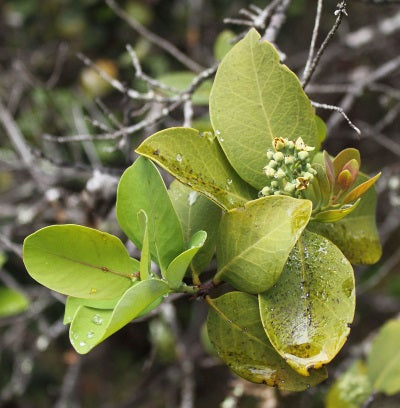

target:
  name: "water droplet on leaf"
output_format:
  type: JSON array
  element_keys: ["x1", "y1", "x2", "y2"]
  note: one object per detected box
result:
[{"x1": 92, "y1": 314, "x2": 103, "y2": 325}]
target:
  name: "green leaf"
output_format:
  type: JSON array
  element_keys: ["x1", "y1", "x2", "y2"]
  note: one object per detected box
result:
[
  {"x1": 165, "y1": 231, "x2": 207, "y2": 289},
  {"x1": 23, "y1": 225, "x2": 135, "y2": 299},
  {"x1": 259, "y1": 230, "x2": 355, "y2": 376},
  {"x1": 326, "y1": 361, "x2": 372, "y2": 408},
  {"x1": 314, "y1": 163, "x2": 331, "y2": 206},
  {"x1": 215, "y1": 196, "x2": 312, "y2": 293},
  {"x1": 304, "y1": 163, "x2": 330, "y2": 210},
  {"x1": 136, "y1": 127, "x2": 257, "y2": 210},
  {"x1": 157, "y1": 71, "x2": 212, "y2": 106},
  {"x1": 0, "y1": 252, "x2": 6, "y2": 268},
  {"x1": 207, "y1": 292, "x2": 327, "y2": 391},
  {"x1": 367, "y1": 319, "x2": 400, "y2": 395},
  {"x1": 214, "y1": 30, "x2": 235, "y2": 61},
  {"x1": 70, "y1": 279, "x2": 170, "y2": 354},
  {"x1": 169, "y1": 180, "x2": 222, "y2": 277},
  {"x1": 313, "y1": 199, "x2": 360, "y2": 223},
  {"x1": 116, "y1": 156, "x2": 185, "y2": 272},
  {"x1": 64, "y1": 296, "x2": 120, "y2": 324},
  {"x1": 138, "y1": 210, "x2": 151, "y2": 280},
  {"x1": 0, "y1": 287, "x2": 29, "y2": 318},
  {"x1": 209, "y1": 29, "x2": 317, "y2": 190},
  {"x1": 308, "y1": 173, "x2": 382, "y2": 264},
  {"x1": 315, "y1": 115, "x2": 327, "y2": 149}
]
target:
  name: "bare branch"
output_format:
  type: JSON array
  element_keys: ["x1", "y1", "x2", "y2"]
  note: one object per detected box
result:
[
  {"x1": 46, "y1": 42, "x2": 69, "y2": 89},
  {"x1": 327, "y1": 55, "x2": 400, "y2": 132},
  {"x1": 302, "y1": 0, "x2": 323, "y2": 83},
  {"x1": 54, "y1": 356, "x2": 82, "y2": 408},
  {"x1": 0, "y1": 100, "x2": 46, "y2": 190},
  {"x1": 126, "y1": 44, "x2": 181, "y2": 93},
  {"x1": 311, "y1": 100, "x2": 361, "y2": 136},
  {"x1": 262, "y1": 0, "x2": 292, "y2": 42},
  {"x1": 302, "y1": 1, "x2": 348, "y2": 89},
  {"x1": 105, "y1": 0, "x2": 204, "y2": 73},
  {"x1": 43, "y1": 63, "x2": 218, "y2": 144},
  {"x1": 77, "y1": 53, "x2": 158, "y2": 102}
]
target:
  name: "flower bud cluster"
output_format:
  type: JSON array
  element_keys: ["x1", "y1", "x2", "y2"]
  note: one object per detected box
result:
[{"x1": 259, "y1": 137, "x2": 317, "y2": 198}]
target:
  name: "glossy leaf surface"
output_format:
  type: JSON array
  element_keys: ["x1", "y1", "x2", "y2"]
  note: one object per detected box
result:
[
  {"x1": 259, "y1": 230, "x2": 355, "y2": 376},
  {"x1": 215, "y1": 196, "x2": 312, "y2": 293},
  {"x1": 209, "y1": 29, "x2": 317, "y2": 189},
  {"x1": 70, "y1": 279, "x2": 170, "y2": 354},
  {"x1": 207, "y1": 292, "x2": 327, "y2": 391},
  {"x1": 367, "y1": 319, "x2": 400, "y2": 395},
  {"x1": 165, "y1": 230, "x2": 207, "y2": 289},
  {"x1": 138, "y1": 210, "x2": 151, "y2": 280},
  {"x1": 308, "y1": 173, "x2": 382, "y2": 264},
  {"x1": 23, "y1": 225, "x2": 135, "y2": 299},
  {"x1": 116, "y1": 156, "x2": 184, "y2": 272},
  {"x1": 169, "y1": 180, "x2": 222, "y2": 277},
  {"x1": 136, "y1": 127, "x2": 256, "y2": 210},
  {"x1": 64, "y1": 296, "x2": 120, "y2": 324}
]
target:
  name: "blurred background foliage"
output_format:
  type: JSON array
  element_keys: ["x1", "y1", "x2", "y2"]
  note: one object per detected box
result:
[{"x1": 0, "y1": 0, "x2": 400, "y2": 407}]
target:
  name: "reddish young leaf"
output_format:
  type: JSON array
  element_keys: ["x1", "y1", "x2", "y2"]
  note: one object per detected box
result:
[{"x1": 342, "y1": 173, "x2": 381, "y2": 204}]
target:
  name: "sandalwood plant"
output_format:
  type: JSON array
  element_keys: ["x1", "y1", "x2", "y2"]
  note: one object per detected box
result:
[{"x1": 23, "y1": 29, "x2": 382, "y2": 392}]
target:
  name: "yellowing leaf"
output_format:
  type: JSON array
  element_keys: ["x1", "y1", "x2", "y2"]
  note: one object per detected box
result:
[
  {"x1": 207, "y1": 292, "x2": 327, "y2": 391},
  {"x1": 136, "y1": 127, "x2": 256, "y2": 210},
  {"x1": 259, "y1": 230, "x2": 355, "y2": 376}
]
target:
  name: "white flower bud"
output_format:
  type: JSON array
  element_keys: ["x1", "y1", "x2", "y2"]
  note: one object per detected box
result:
[
  {"x1": 284, "y1": 182, "x2": 296, "y2": 193},
  {"x1": 276, "y1": 168, "x2": 286, "y2": 179},
  {"x1": 265, "y1": 167, "x2": 276, "y2": 177},
  {"x1": 266, "y1": 151, "x2": 274, "y2": 159},
  {"x1": 286, "y1": 141, "x2": 295, "y2": 150},
  {"x1": 302, "y1": 172, "x2": 314, "y2": 180},
  {"x1": 295, "y1": 137, "x2": 306, "y2": 151},
  {"x1": 260, "y1": 186, "x2": 271, "y2": 196},
  {"x1": 298, "y1": 151, "x2": 309, "y2": 161},
  {"x1": 285, "y1": 156, "x2": 295, "y2": 165},
  {"x1": 268, "y1": 160, "x2": 278, "y2": 168},
  {"x1": 273, "y1": 152, "x2": 284, "y2": 162},
  {"x1": 271, "y1": 181, "x2": 279, "y2": 188}
]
